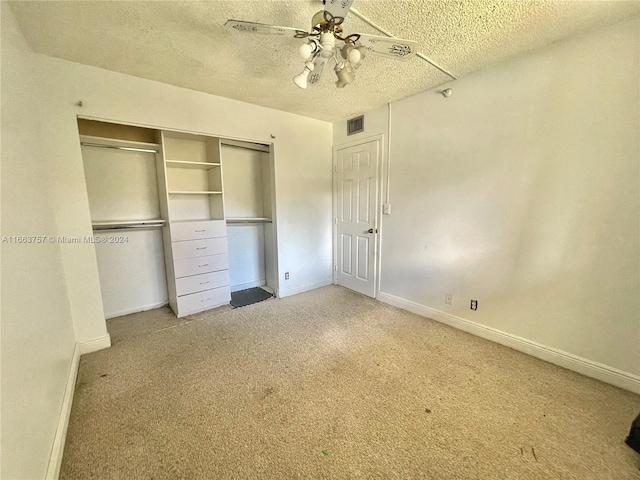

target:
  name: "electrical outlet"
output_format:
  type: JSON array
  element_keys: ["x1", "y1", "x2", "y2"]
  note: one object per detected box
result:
[
  {"x1": 383, "y1": 204, "x2": 391, "y2": 215},
  {"x1": 470, "y1": 299, "x2": 478, "y2": 310},
  {"x1": 445, "y1": 293, "x2": 453, "y2": 305},
  {"x1": 284, "y1": 272, "x2": 290, "y2": 280}
]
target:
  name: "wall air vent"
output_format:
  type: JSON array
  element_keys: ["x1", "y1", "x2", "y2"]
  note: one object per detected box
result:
[{"x1": 347, "y1": 115, "x2": 364, "y2": 136}]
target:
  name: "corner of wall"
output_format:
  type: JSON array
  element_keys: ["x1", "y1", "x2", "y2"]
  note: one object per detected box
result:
[{"x1": 78, "y1": 334, "x2": 112, "y2": 355}]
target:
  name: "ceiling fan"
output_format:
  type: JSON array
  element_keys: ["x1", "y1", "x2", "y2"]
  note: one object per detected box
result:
[{"x1": 225, "y1": 0, "x2": 418, "y2": 89}]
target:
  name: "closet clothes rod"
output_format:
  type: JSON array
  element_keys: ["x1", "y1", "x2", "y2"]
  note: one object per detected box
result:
[
  {"x1": 226, "y1": 219, "x2": 273, "y2": 224},
  {"x1": 80, "y1": 142, "x2": 159, "y2": 154},
  {"x1": 92, "y1": 223, "x2": 165, "y2": 231}
]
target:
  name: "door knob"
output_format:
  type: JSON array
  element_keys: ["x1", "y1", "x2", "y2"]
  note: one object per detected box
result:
[{"x1": 367, "y1": 228, "x2": 378, "y2": 234}]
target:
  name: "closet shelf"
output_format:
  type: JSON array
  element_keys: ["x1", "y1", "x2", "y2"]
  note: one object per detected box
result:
[
  {"x1": 166, "y1": 160, "x2": 221, "y2": 169},
  {"x1": 169, "y1": 191, "x2": 223, "y2": 195}
]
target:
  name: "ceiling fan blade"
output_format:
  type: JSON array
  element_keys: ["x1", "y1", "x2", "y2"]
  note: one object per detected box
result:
[
  {"x1": 308, "y1": 56, "x2": 327, "y2": 84},
  {"x1": 356, "y1": 34, "x2": 418, "y2": 61},
  {"x1": 323, "y1": 0, "x2": 355, "y2": 22},
  {"x1": 225, "y1": 20, "x2": 307, "y2": 38}
]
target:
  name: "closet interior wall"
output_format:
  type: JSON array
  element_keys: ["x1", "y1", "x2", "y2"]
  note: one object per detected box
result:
[
  {"x1": 221, "y1": 144, "x2": 275, "y2": 293},
  {"x1": 78, "y1": 119, "x2": 169, "y2": 319}
]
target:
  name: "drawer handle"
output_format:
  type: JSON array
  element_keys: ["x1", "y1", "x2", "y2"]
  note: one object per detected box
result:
[
  {"x1": 196, "y1": 247, "x2": 207, "y2": 250},
  {"x1": 195, "y1": 229, "x2": 206, "y2": 232},
  {"x1": 198, "y1": 264, "x2": 209, "y2": 268},
  {"x1": 202, "y1": 298, "x2": 211, "y2": 302},
  {"x1": 200, "y1": 281, "x2": 210, "y2": 285}
]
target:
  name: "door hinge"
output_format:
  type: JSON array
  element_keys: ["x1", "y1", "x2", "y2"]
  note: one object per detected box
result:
[
  {"x1": 334, "y1": 265, "x2": 338, "y2": 271},
  {"x1": 334, "y1": 165, "x2": 338, "y2": 173},
  {"x1": 334, "y1": 217, "x2": 337, "y2": 224}
]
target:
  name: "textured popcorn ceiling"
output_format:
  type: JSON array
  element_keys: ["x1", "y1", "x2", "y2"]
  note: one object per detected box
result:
[{"x1": 8, "y1": 1, "x2": 640, "y2": 122}]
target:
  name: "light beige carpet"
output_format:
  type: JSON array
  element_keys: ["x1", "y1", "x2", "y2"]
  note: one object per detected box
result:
[{"x1": 61, "y1": 286, "x2": 640, "y2": 479}]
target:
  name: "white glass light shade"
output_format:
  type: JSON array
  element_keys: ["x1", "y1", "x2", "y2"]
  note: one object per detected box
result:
[
  {"x1": 299, "y1": 43, "x2": 314, "y2": 60},
  {"x1": 348, "y1": 48, "x2": 361, "y2": 64},
  {"x1": 355, "y1": 42, "x2": 366, "y2": 61},
  {"x1": 335, "y1": 64, "x2": 354, "y2": 88},
  {"x1": 293, "y1": 62, "x2": 314, "y2": 89},
  {"x1": 340, "y1": 44, "x2": 352, "y2": 60}
]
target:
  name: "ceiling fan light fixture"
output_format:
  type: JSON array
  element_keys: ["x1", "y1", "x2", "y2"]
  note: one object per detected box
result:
[
  {"x1": 347, "y1": 48, "x2": 361, "y2": 64},
  {"x1": 299, "y1": 43, "x2": 313, "y2": 60},
  {"x1": 335, "y1": 63, "x2": 354, "y2": 88},
  {"x1": 352, "y1": 44, "x2": 367, "y2": 70},
  {"x1": 340, "y1": 43, "x2": 352, "y2": 60},
  {"x1": 226, "y1": 1, "x2": 419, "y2": 90},
  {"x1": 319, "y1": 32, "x2": 336, "y2": 58},
  {"x1": 299, "y1": 39, "x2": 319, "y2": 60},
  {"x1": 311, "y1": 10, "x2": 325, "y2": 30},
  {"x1": 293, "y1": 61, "x2": 315, "y2": 89},
  {"x1": 340, "y1": 44, "x2": 362, "y2": 70}
]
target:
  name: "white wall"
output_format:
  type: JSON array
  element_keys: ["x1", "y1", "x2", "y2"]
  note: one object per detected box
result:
[
  {"x1": 226, "y1": 225, "x2": 267, "y2": 291},
  {"x1": 94, "y1": 230, "x2": 169, "y2": 318},
  {"x1": 221, "y1": 146, "x2": 267, "y2": 218},
  {"x1": 340, "y1": 17, "x2": 639, "y2": 387},
  {"x1": 81, "y1": 146, "x2": 161, "y2": 222},
  {"x1": 1, "y1": 4, "x2": 78, "y2": 479},
  {"x1": 82, "y1": 145, "x2": 169, "y2": 318},
  {"x1": 1, "y1": 2, "x2": 333, "y2": 476},
  {"x1": 222, "y1": 145, "x2": 271, "y2": 291}
]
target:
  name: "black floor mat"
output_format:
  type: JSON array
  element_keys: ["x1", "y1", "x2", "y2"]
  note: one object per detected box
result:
[{"x1": 230, "y1": 287, "x2": 273, "y2": 308}]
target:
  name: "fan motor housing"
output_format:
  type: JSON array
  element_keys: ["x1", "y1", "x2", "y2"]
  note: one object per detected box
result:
[{"x1": 311, "y1": 10, "x2": 326, "y2": 30}]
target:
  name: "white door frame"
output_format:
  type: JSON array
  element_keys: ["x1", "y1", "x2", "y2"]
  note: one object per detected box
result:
[{"x1": 332, "y1": 133, "x2": 385, "y2": 298}]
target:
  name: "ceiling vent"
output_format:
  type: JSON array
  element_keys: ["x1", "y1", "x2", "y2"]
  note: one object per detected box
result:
[{"x1": 347, "y1": 115, "x2": 364, "y2": 136}]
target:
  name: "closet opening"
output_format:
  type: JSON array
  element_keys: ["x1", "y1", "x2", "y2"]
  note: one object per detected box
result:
[
  {"x1": 220, "y1": 141, "x2": 276, "y2": 308},
  {"x1": 77, "y1": 117, "x2": 279, "y2": 320}
]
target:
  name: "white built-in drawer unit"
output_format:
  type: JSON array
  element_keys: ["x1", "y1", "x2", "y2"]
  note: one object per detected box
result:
[
  {"x1": 169, "y1": 219, "x2": 231, "y2": 317},
  {"x1": 175, "y1": 270, "x2": 230, "y2": 296},
  {"x1": 171, "y1": 220, "x2": 226, "y2": 241},
  {"x1": 176, "y1": 286, "x2": 231, "y2": 314},
  {"x1": 172, "y1": 237, "x2": 227, "y2": 260},
  {"x1": 173, "y1": 253, "x2": 229, "y2": 278}
]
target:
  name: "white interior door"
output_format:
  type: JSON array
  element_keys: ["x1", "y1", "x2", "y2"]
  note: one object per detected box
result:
[{"x1": 335, "y1": 140, "x2": 380, "y2": 298}]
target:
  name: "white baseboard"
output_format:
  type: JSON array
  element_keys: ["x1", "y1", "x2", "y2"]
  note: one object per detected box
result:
[
  {"x1": 45, "y1": 343, "x2": 80, "y2": 480},
  {"x1": 78, "y1": 334, "x2": 111, "y2": 355},
  {"x1": 230, "y1": 279, "x2": 266, "y2": 293},
  {"x1": 104, "y1": 300, "x2": 168, "y2": 319},
  {"x1": 279, "y1": 279, "x2": 333, "y2": 298},
  {"x1": 377, "y1": 291, "x2": 640, "y2": 394},
  {"x1": 46, "y1": 334, "x2": 112, "y2": 478}
]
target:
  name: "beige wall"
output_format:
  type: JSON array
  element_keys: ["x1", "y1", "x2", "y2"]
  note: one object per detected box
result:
[
  {"x1": 339, "y1": 16, "x2": 639, "y2": 384},
  {"x1": 1, "y1": 2, "x2": 333, "y2": 477},
  {"x1": 1, "y1": 5, "x2": 78, "y2": 479}
]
